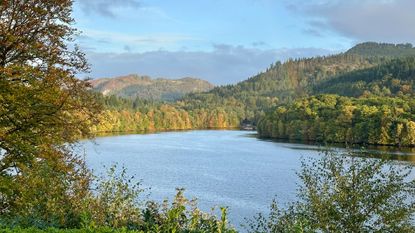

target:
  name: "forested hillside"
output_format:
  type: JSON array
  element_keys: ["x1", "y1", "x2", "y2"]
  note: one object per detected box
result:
[
  {"x1": 254, "y1": 43, "x2": 415, "y2": 146},
  {"x1": 90, "y1": 74, "x2": 214, "y2": 101},
  {"x1": 168, "y1": 52, "x2": 374, "y2": 124},
  {"x1": 189, "y1": 42, "x2": 415, "y2": 102},
  {"x1": 314, "y1": 57, "x2": 415, "y2": 97}
]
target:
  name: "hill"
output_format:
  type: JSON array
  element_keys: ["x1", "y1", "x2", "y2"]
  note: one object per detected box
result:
[
  {"x1": 179, "y1": 47, "x2": 376, "y2": 121},
  {"x1": 181, "y1": 42, "x2": 415, "y2": 116},
  {"x1": 90, "y1": 74, "x2": 214, "y2": 101}
]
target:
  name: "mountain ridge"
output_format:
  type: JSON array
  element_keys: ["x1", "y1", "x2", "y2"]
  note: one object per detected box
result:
[{"x1": 90, "y1": 74, "x2": 214, "y2": 101}]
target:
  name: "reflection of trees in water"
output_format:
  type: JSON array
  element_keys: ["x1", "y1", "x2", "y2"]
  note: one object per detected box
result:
[{"x1": 263, "y1": 138, "x2": 415, "y2": 163}]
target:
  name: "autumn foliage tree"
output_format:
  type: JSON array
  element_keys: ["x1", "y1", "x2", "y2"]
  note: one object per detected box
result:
[{"x1": 0, "y1": 0, "x2": 100, "y2": 225}]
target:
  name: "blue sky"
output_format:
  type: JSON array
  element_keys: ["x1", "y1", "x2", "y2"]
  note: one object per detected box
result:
[{"x1": 73, "y1": 0, "x2": 415, "y2": 84}]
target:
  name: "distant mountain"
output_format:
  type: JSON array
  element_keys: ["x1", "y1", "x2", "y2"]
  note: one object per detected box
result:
[{"x1": 90, "y1": 74, "x2": 214, "y2": 101}]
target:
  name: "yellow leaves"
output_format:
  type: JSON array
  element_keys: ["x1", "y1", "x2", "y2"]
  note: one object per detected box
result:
[
  {"x1": 276, "y1": 106, "x2": 287, "y2": 114},
  {"x1": 91, "y1": 104, "x2": 240, "y2": 134},
  {"x1": 360, "y1": 105, "x2": 379, "y2": 117},
  {"x1": 0, "y1": 65, "x2": 101, "y2": 176},
  {"x1": 336, "y1": 105, "x2": 356, "y2": 124}
]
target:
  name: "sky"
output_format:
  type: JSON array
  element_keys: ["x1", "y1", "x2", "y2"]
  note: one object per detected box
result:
[{"x1": 73, "y1": 0, "x2": 415, "y2": 85}]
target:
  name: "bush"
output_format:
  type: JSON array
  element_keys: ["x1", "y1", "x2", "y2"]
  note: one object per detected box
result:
[
  {"x1": 87, "y1": 165, "x2": 143, "y2": 229},
  {"x1": 247, "y1": 150, "x2": 415, "y2": 232},
  {"x1": 0, "y1": 151, "x2": 92, "y2": 229},
  {"x1": 0, "y1": 162, "x2": 236, "y2": 232},
  {"x1": 139, "y1": 188, "x2": 236, "y2": 232}
]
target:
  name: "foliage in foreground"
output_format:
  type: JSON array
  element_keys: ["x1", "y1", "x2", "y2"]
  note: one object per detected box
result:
[
  {"x1": 246, "y1": 150, "x2": 415, "y2": 233},
  {"x1": 0, "y1": 164, "x2": 235, "y2": 233},
  {"x1": 2, "y1": 151, "x2": 414, "y2": 233}
]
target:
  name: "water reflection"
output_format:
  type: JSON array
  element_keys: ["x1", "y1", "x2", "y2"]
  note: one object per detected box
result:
[
  {"x1": 251, "y1": 134, "x2": 415, "y2": 163},
  {"x1": 98, "y1": 130, "x2": 415, "y2": 162}
]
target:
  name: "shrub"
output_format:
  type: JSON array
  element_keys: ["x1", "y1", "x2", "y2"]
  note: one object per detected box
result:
[{"x1": 247, "y1": 150, "x2": 415, "y2": 232}]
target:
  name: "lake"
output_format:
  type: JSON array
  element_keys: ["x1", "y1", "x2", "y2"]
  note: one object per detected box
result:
[{"x1": 81, "y1": 130, "x2": 415, "y2": 229}]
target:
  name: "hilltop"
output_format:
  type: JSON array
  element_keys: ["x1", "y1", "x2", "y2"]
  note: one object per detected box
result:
[
  {"x1": 90, "y1": 74, "x2": 214, "y2": 101},
  {"x1": 346, "y1": 42, "x2": 415, "y2": 58}
]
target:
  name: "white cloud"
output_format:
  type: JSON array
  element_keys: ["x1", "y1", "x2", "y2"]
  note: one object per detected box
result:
[
  {"x1": 77, "y1": 0, "x2": 140, "y2": 17},
  {"x1": 86, "y1": 29, "x2": 196, "y2": 44},
  {"x1": 287, "y1": 0, "x2": 415, "y2": 44},
  {"x1": 78, "y1": 29, "x2": 200, "y2": 52}
]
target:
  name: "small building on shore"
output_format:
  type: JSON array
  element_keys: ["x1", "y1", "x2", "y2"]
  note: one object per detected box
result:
[{"x1": 240, "y1": 118, "x2": 256, "y2": 131}]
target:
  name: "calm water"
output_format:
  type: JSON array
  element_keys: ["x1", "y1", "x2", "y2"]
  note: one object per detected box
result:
[{"x1": 81, "y1": 130, "x2": 415, "y2": 229}]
